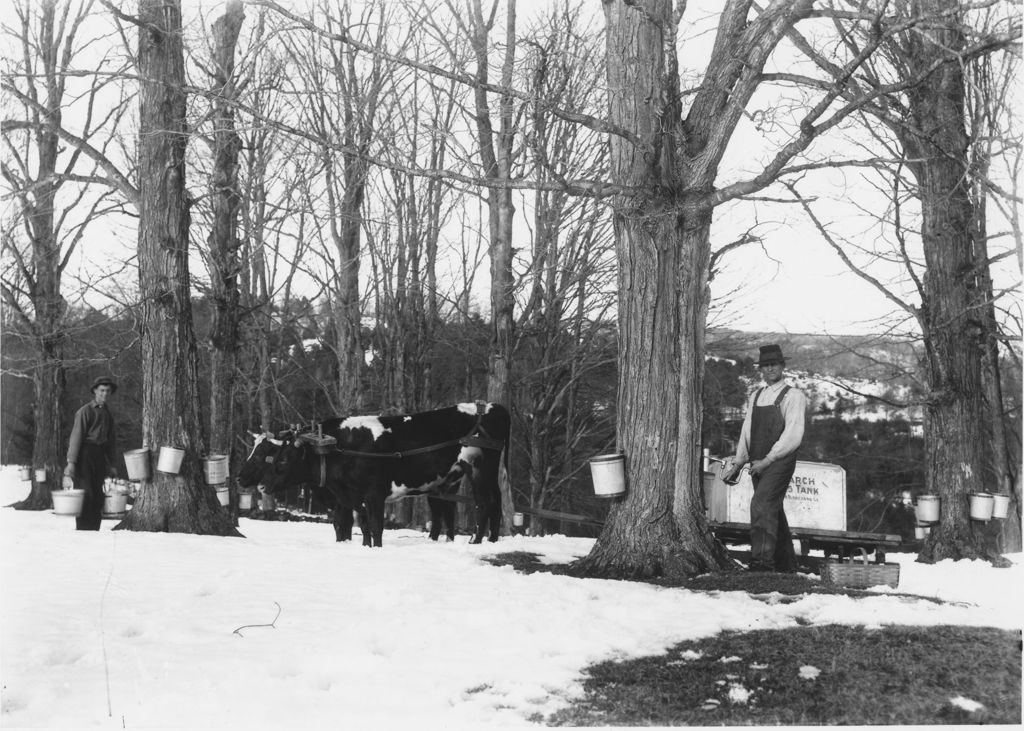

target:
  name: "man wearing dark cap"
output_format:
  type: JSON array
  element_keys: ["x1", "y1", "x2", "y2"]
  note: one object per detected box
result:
[
  {"x1": 723, "y1": 345, "x2": 807, "y2": 572},
  {"x1": 64, "y1": 376, "x2": 119, "y2": 530}
]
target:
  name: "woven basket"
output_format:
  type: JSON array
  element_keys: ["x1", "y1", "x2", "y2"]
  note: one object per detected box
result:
[{"x1": 822, "y1": 548, "x2": 900, "y2": 589}]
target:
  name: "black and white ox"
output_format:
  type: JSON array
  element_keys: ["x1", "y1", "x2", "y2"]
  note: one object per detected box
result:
[{"x1": 237, "y1": 402, "x2": 510, "y2": 546}]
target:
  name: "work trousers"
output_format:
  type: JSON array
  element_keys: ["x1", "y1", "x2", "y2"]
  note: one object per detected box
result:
[
  {"x1": 749, "y1": 457, "x2": 798, "y2": 571},
  {"x1": 75, "y1": 442, "x2": 108, "y2": 531}
]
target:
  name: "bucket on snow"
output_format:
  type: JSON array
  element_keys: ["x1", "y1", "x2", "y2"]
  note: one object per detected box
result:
[
  {"x1": 124, "y1": 449, "x2": 150, "y2": 481},
  {"x1": 215, "y1": 486, "x2": 230, "y2": 507},
  {"x1": 157, "y1": 446, "x2": 185, "y2": 474},
  {"x1": 968, "y1": 492, "x2": 994, "y2": 521},
  {"x1": 915, "y1": 494, "x2": 940, "y2": 524},
  {"x1": 102, "y1": 492, "x2": 128, "y2": 517},
  {"x1": 52, "y1": 489, "x2": 85, "y2": 516},
  {"x1": 238, "y1": 491, "x2": 254, "y2": 510},
  {"x1": 260, "y1": 492, "x2": 276, "y2": 511},
  {"x1": 991, "y1": 493, "x2": 1010, "y2": 520},
  {"x1": 204, "y1": 455, "x2": 229, "y2": 485},
  {"x1": 589, "y1": 453, "x2": 626, "y2": 499}
]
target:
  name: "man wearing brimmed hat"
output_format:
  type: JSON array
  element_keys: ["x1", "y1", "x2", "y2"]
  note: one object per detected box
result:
[
  {"x1": 723, "y1": 345, "x2": 807, "y2": 572},
  {"x1": 64, "y1": 376, "x2": 119, "y2": 530}
]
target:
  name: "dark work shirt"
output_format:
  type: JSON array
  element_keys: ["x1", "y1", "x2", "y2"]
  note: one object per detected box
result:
[{"x1": 66, "y1": 401, "x2": 117, "y2": 465}]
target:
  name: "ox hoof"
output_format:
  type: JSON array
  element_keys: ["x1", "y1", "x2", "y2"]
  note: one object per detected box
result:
[{"x1": 469, "y1": 537, "x2": 483, "y2": 545}]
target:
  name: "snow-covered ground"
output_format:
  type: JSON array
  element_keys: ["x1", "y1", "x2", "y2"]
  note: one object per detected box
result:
[{"x1": 1, "y1": 464, "x2": 1019, "y2": 728}]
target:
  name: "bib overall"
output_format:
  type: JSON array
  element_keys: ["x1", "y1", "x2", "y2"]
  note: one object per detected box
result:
[{"x1": 748, "y1": 386, "x2": 799, "y2": 572}]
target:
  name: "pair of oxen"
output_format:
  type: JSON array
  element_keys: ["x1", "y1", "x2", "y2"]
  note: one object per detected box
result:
[{"x1": 237, "y1": 402, "x2": 510, "y2": 546}]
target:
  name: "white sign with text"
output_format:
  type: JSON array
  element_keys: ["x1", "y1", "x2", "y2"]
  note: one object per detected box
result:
[{"x1": 715, "y1": 460, "x2": 847, "y2": 530}]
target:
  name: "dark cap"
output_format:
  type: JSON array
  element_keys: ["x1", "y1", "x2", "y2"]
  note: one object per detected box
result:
[
  {"x1": 755, "y1": 344, "x2": 786, "y2": 367},
  {"x1": 91, "y1": 376, "x2": 118, "y2": 393}
]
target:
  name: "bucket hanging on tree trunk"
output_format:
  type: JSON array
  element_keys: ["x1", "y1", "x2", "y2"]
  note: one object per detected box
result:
[
  {"x1": 34, "y1": 467, "x2": 47, "y2": 483},
  {"x1": 215, "y1": 486, "x2": 230, "y2": 507},
  {"x1": 915, "y1": 495, "x2": 940, "y2": 524},
  {"x1": 589, "y1": 453, "x2": 626, "y2": 498},
  {"x1": 18, "y1": 466, "x2": 30, "y2": 481},
  {"x1": 968, "y1": 492, "x2": 994, "y2": 522},
  {"x1": 124, "y1": 449, "x2": 150, "y2": 481},
  {"x1": 238, "y1": 491, "x2": 254, "y2": 511},
  {"x1": 991, "y1": 493, "x2": 1010, "y2": 520},
  {"x1": 204, "y1": 455, "x2": 229, "y2": 485},
  {"x1": 157, "y1": 447, "x2": 185, "y2": 474}
]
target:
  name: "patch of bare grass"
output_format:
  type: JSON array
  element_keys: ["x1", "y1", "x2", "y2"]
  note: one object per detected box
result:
[
  {"x1": 546, "y1": 625, "x2": 1021, "y2": 726},
  {"x1": 482, "y1": 552, "x2": 1020, "y2": 726}
]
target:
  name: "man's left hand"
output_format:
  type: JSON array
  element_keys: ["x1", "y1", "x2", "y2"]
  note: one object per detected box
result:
[{"x1": 748, "y1": 458, "x2": 772, "y2": 477}]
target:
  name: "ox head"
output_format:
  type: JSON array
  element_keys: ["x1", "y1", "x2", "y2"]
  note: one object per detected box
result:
[{"x1": 237, "y1": 429, "x2": 305, "y2": 494}]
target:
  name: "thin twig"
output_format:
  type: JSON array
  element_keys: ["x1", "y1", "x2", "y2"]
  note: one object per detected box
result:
[{"x1": 233, "y1": 602, "x2": 282, "y2": 637}]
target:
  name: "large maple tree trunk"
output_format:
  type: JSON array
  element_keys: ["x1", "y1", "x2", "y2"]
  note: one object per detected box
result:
[
  {"x1": 898, "y1": 0, "x2": 1003, "y2": 564},
  {"x1": 575, "y1": 0, "x2": 733, "y2": 579},
  {"x1": 119, "y1": 0, "x2": 237, "y2": 536}
]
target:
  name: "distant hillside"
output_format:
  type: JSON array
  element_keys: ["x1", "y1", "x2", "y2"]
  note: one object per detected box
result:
[
  {"x1": 707, "y1": 329, "x2": 921, "y2": 384},
  {"x1": 706, "y1": 329, "x2": 926, "y2": 424}
]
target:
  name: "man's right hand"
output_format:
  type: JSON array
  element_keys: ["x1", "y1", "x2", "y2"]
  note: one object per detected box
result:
[
  {"x1": 721, "y1": 459, "x2": 742, "y2": 482},
  {"x1": 63, "y1": 464, "x2": 75, "y2": 478}
]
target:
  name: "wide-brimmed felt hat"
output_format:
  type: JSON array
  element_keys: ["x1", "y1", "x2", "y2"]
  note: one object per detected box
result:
[
  {"x1": 755, "y1": 344, "x2": 786, "y2": 367},
  {"x1": 91, "y1": 376, "x2": 118, "y2": 393}
]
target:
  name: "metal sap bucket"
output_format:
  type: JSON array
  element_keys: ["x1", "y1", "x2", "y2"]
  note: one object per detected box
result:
[
  {"x1": 157, "y1": 446, "x2": 185, "y2": 474},
  {"x1": 52, "y1": 489, "x2": 85, "y2": 516},
  {"x1": 991, "y1": 493, "x2": 1010, "y2": 520},
  {"x1": 915, "y1": 495, "x2": 940, "y2": 524},
  {"x1": 968, "y1": 492, "x2": 994, "y2": 521},
  {"x1": 204, "y1": 455, "x2": 229, "y2": 485},
  {"x1": 124, "y1": 449, "x2": 150, "y2": 481},
  {"x1": 589, "y1": 453, "x2": 626, "y2": 498}
]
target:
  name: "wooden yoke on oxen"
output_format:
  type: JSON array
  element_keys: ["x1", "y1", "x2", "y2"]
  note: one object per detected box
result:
[{"x1": 297, "y1": 423, "x2": 337, "y2": 455}]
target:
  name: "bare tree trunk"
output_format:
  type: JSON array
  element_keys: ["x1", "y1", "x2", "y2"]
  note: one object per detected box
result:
[
  {"x1": 206, "y1": 0, "x2": 245, "y2": 467},
  {"x1": 333, "y1": 170, "x2": 366, "y2": 412},
  {"x1": 896, "y1": 0, "x2": 1004, "y2": 564},
  {"x1": 576, "y1": 0, "x2": 808, "y2": 578},
  {"x1": 20, "y1": 151, "x2": 65, "y2": 510},
  {"x1": 121, "y1": 0, "x2": 237, "y2": 536},
  {"x1": 4, "y1": 0, "x2": 68, "y2": 509},
  {"x1": 466, "y1": 0, "x2": 519, "y2": 532}
]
